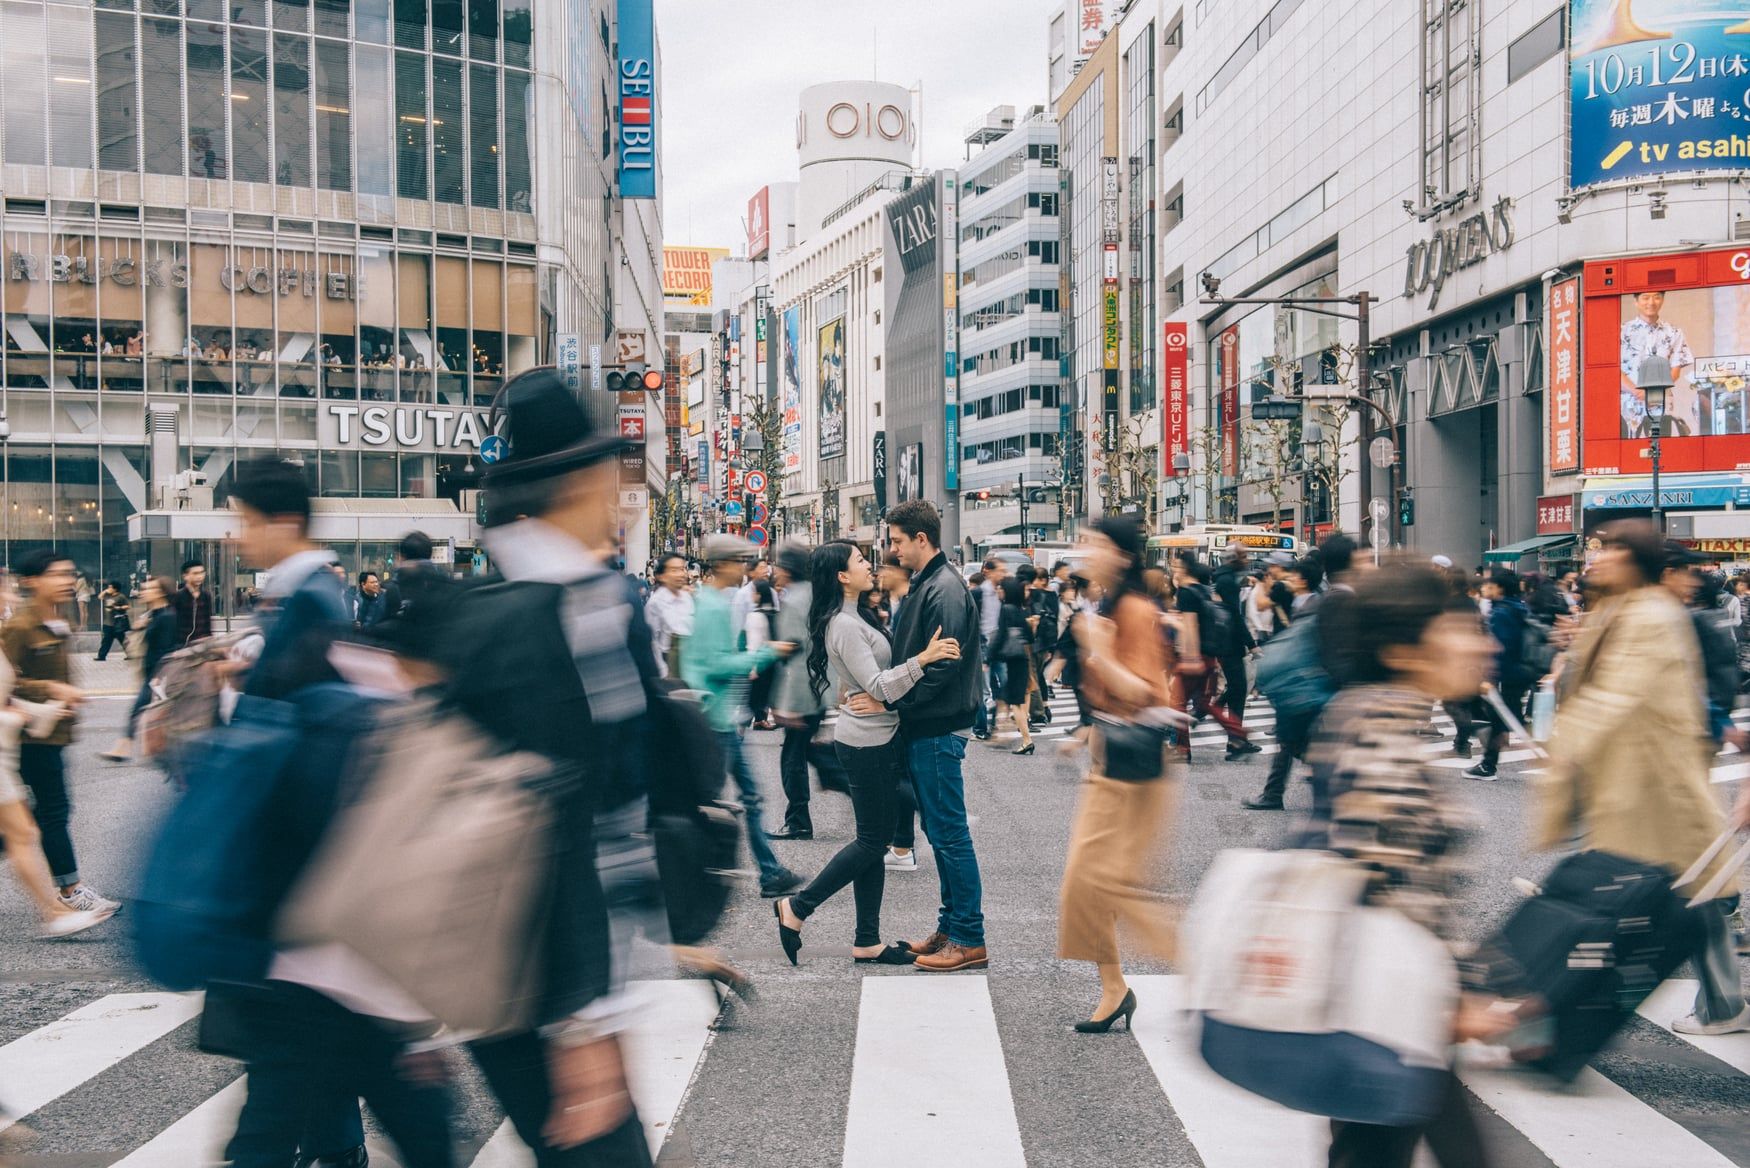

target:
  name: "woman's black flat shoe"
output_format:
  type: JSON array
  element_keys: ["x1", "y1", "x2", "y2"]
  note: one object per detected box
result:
[
  {"x1": 1075, "y1": 988, "x2": 1137, "y2": 1033},
  {"x1": 854, "y1": 944, "x2": 918, "y2": 966},
  {"x1": 774, "y1": 899, "x2": 803, "y2": 966}
]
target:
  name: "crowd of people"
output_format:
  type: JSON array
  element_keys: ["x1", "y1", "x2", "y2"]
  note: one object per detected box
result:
[{"x1": 0, "y1": 367, "x2": 1745, "y2": 1167}]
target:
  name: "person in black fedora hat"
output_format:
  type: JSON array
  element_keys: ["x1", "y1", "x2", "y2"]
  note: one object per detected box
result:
[{"x1": 437, "y1": 366, "x2": 657, "y2": 1167}]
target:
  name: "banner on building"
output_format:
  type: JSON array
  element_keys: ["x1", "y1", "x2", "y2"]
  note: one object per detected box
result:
[
  {"x1": 1568, "y1": 1, "x2": 1750, "y2": 189},
  {"x1": 817, "y1": 316, "x2": 846, "y2": 460},
  {"x1": 615, "y1": 0, "x2": 656, "y2": 199},
  {"x1": 1102, "y1": 287, "x2": 1120, "y2": 369},
  {"x1": 1537, "y1": 493, "x2": 1578, "y2": 534},
  {"x1": 662, "y1": 247, "x2": 730, "y2": 305},
  {"x1": 873, "y1": 430, "x2": 888, "y2": 514},
  {"x1": 781, "y1": 305, "x2": 803, "y2": 477},
  {"x1": 748, "y1": 187, "x2": 772, "y2": 260},
  {"x1": 1219, "y1": 325, "x2": 1240, "y2": 477},
  {"x1": 1164, "y1": 323, "x2": 1189, "y2": 476},
  {"x1": 897, "y1": 443, "x2": 922, "y2": 504},
  {"x1": 1547, "y1": 276, "x2": 1580, "y2": 473}
]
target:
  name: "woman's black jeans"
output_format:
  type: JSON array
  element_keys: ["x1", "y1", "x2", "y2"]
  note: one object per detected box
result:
[{"x1": 789, "y1": 736, "x2": 905, "y2": 948}]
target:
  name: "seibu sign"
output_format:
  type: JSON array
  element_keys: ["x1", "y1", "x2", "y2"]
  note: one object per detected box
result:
[{"x1": 323, "y1": 404, "x2": 493, "y2": 451}]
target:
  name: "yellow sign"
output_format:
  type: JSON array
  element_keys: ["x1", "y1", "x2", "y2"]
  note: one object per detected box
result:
[
  {"x1": 1689, "y1": 538, "x2": 1750, "y2": 556},
  {"x1": 1102, "y1": 287, "x2": 1120, "y2": 370},
  {"x1": 662, "y1": 247, "x2": 730, "y2": 305}
]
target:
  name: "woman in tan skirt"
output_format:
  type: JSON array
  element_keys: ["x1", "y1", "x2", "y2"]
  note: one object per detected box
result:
[{"x1": 1057, "y1": 514, "x2": 1180, "y2": 1032}]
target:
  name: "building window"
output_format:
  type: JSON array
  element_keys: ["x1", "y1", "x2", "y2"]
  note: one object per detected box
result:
[
  {"x1": 47, "y1": 3, "x2": 95, "y2": 170},
  {"x1": 275, "y1": 0, "x2": 311, "y2": 32},
  {"x1": 394, "y1": 50, "x2": 428, "y2": 199},
  {"x1": 1507, "y1": 8, "x2": 1563, "y2": 85},
  {"x1": 432, "y1": 0, "x2": 463, "y2": 56},
  {"x1": 470, "y1": 63, "x2": 500, "y2": 207},
  {"x1": 502, "y1": 0, "x2": 530, "y2": 67},
  {"x1": 394, "y1": 0, "x2": 424, "y2": 50},
  {"x1": 503, "y1": 68, "x2": 531, "y2": 211},
  {"x1": 95, "y1": 11, "x2": 139, "y2": 173},
  {"x1": 186, "y1": 19, "x2": 228, "y2": 179},
  {"x1": 0, "y1": 3, "x2": 47, "y2": 167},
  {"x1": 273, "y1": 32, "x2": 312, "y2": 187},
  {"x1": 469, "y1": 0, "x2": 497, "y2": 59},
  {"x1": 313, "y1": 37, "x2": 352, "y2": 191},
  {"x1": 1419, "y1": 0, "x2": 1481, "y2": 214},
  {"x1": 314, "y1": 0, "x2": 349, "y2": 37},
  {"x1": 230, "y1": 25, "x2": 272, "y2": 183},
  {"x1": 431, "y1": 56, "x2": 464, "y2": 203}
]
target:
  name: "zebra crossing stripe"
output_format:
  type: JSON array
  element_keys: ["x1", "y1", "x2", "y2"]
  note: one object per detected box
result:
[
  {"x1": 842, "y1": 976, "x2": 1025, "y2": 1167},
  {"x1": 1126, "y1": 975, "x2": 1326, "y2": 1167},
  {"x1": 108, "y1": 1078, "x2": 245, "y2": 1168},
  {"x1": 622, "y1": 980, "x2": 721, "y2": 1157},
  {"x1": 0, "y1": 992, "x2": 203, "y2": 1131},
  {"x1": 1637, "y1": 979, "x2": 1750, "y2": 1076}
]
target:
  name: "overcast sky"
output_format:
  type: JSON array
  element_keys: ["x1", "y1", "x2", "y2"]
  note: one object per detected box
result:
[{"x1": 656, "y1": 0, "x2": 1053, "y2": 250}]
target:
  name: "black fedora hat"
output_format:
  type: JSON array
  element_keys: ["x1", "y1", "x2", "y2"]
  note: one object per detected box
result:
[{"x1": 484, "y1": 366, "x2": 633, "y2": 486}]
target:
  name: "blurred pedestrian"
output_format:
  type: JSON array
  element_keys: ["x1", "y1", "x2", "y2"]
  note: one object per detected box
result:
[
  {"x1": 644, "y1": 553, "x2": 693, "y2": 679},
  {"x1": 767, "y1": 541, "x2": 850, "y2": 842},
  {"x1": 771, "y1": 541, "x2": 960, "y2": 967},
  {"x1": 1541, "y1": 520, "x2": 1746, "y2": 1035},
  {"x1": 682, "y1": 534, "x2": 803, "y2": 898},
  {"x1": 1058, "y1": 517, "x2": 1178, "y2": 1032},
  {"x1": 1, "y1": 550, "x2": 115, "y2": 916},
  {"x1": 99, "y1": 577, "x2": 176, "y2": 763},
  {"x1": 94, "y1": 581, "x2": 130, "y2": 661},
  {"x1": 989, "y1": 577, "x2": 1036, "y2": 755},
  {"x1": 1305, "y1": 563, "x2": 1508, "y2": 1166},
  {"x1": 352, "y1": 572, "x2": 387, "y2": 629},
  {"x1": 1464, "y1": 570, "x2": 1532, "y2": 780},
  {"x1": 1171, "y1": 555, "x2": 1252, "y2": 758}
]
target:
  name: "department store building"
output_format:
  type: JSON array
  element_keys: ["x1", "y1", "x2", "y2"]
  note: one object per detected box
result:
[{"x1": 1, "y1": 0, "x2": 635, "y2": 610}]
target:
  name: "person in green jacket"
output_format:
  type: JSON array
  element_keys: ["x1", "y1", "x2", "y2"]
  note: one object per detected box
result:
[{"x1": 682, "y1": 534, "x2": 802, "y2": 896}]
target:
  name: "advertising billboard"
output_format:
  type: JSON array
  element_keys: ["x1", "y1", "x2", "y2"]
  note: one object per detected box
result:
[
  {"x1": 615, "y1": 0, "x2": 656, "y2": 199},
  {"x1": 748, "y1": 187, "x2": 771, "y2": 261},
  {"x1": 781, "y1": 305, "x2": 803, "y2": 477},
  {"x1": 1548, "y1": 277, "x2": 1581, "y2": 473},
  {"x1": 1581, "y1": 247, "x2": 1750, "y2": 475},
  {"x1": 662, "y1": 247, "x2": 730, "y2": 304},
  {"x1": 1569, "y1": 1, "x2": 1750, "y2": 189},
  {"x1": 1163, "y1": 322, "x2": 1189, "y2": 476},
  {"x1": 818, "y1": 316, "x2": 846, "y2": 460},
  {"x1": 1219, "y1": 325, "x2": 1240, "y2": 477},
  {"x1": 897, "y1": 443, "x2": 922, "y2": 504}
]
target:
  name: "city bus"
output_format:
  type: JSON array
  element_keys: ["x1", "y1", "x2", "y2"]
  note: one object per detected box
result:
[{"x1": 1144, "y1": 524, "x2": 1299, "y2": 569}]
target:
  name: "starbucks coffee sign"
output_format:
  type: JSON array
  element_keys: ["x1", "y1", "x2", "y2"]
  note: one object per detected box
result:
[{"x1": 323, "y1": 404, "x2": 494, "y2": 451}]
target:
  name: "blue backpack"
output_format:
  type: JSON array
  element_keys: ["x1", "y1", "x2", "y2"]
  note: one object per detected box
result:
[
  {"x1": 1254, "y1": 614, "x2": 1334, "y2": 719},
  {"x1": 133, "y1": 684, "x2": 383, "y2": 991}
]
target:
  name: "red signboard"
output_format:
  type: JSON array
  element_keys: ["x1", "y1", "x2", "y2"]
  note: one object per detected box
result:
[
  {"x1": 1536, "y1": 493, "x2": 1577, "y2": 535},
  {"x1": 1581, "y1": 246, "x2": 1750, "y2": 477},
  {"x1": 1547, "y1": 277, "x2": 1580, "y2": 474},
  {"x1": 1219, "y1": 325, "x2": 1240, "y2": 477},
  {"x1": 1163, "y1": 322, "x2": 1189, "y2": 477},
  {"x1": 748, "y1": 187, "x2": 771, "y2": 261}
]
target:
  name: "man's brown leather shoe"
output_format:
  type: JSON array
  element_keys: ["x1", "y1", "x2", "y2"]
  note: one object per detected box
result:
[
  {"x1": 903, "y1": 931, "x2": 948, "y2": 957},
  {"x1": 913, "y1": 943, "x2": 988, "y2": 972}
]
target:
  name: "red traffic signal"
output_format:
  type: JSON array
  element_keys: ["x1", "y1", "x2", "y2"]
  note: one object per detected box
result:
[{"x1": 641, "y1": 368, "x2": 664, "y2": 391}]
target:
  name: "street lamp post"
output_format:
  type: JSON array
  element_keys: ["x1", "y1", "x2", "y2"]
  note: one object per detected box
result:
[
  {"x1": 1639, "y1": 355, "x2": 1674, "y2": 533},
  {"x1": 1169, "y1": 451, "x2": 1190, "y2": 529}
]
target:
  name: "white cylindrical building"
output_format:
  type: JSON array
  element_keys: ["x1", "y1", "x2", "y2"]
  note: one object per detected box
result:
[{"x1": 795, "y1": 82, "x2": 916, "y2": 241}]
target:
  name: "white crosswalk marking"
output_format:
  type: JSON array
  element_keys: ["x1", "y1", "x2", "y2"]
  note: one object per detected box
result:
[
  {"x1": 842, "y1": 976, "x2": 1026, "y2": 1167},
  {"x1": 1458, "y1": 1064, "x2": 1738, "y2": 1168},
  {"x1": 1636, "y1": 979, "x2": 1750, "y2": 1076},
  {"x1": 108, "y1": 1078, "x2": 245, "y2": 1168},
  {"x1": 0, "y1": 992, "x2": 204, "y2": 1131},
  {"x1": 1127, "y1": 975, "x2": 1326, "y2": 1168}
]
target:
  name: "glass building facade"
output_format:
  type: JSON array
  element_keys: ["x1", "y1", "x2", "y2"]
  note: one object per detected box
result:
[{"x1": 1, "y1": 0, "x2": 616, "y2": 612}]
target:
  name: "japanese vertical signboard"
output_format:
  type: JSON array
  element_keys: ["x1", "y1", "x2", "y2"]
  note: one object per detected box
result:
[
  {"x1": 1078, "y1": 0, "x2": 1109, "y2": 56},
  {"x1": 1219, "y1": 326, "x2": 1240, "y2": 477},
  {"x1": 1163, "y1": 323, "x2": 1189, "y2": 476},
  {"x1": 941, "y1": 172, "x2": 960, "y2": 491},
  {"x1": 1568, "y1": 1, "x2": 1750, "y2": 189},
  {"x1": 872, "y1": 430, "x2": 888, "y2": 515},
  {"x1": 781, "y1": 306, "x2": 803, "y2": 477},
  {"x1": 1547, "y1": 276, "x2": 1581, "y2": 473}
]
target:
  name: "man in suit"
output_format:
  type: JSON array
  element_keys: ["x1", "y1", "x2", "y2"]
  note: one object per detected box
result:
[{"x1": 440, "y1": 367, "x2": 656, "y2": 1166}]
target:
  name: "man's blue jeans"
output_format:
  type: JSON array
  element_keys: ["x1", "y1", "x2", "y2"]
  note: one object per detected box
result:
[
  {"x1": 718, "y1": 729, "x2": 785, "y2": 884},
  {"x1": 907, "y1": 733, "x2": 985, "y2": 948}
]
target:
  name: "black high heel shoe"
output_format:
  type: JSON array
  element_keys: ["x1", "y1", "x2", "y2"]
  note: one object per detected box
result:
[
  {"x1": 1075, "y1": 988, "x2": 1137, "y2": 1033},
  {"x1": 1012, "y1": 742, "x2": 1036, "y2": 756},
  {"x1": 774, "y1": 899, "x2": 803, "y2": 966}
]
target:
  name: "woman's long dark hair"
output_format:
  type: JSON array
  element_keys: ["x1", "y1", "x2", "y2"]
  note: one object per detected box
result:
[
  {"x1": 1093, "y1": 515, "x2": 1149, "y2": 616},
  {"x1": 806, "y1": 541, "x2": 887, "y2": 703}
]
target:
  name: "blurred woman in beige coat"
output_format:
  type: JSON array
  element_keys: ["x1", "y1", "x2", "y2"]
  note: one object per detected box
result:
[{"x1": 1541, "y1": 520, "x2": 1747, "y2": 1035}]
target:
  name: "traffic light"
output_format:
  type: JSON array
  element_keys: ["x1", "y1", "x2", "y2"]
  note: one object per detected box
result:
[
  {"x1": 967, "y1": 489, "x2": 990, "y2": 503},
  {"x1": 604, "y1": 363, "x2": 663, "y2": 392},
  {"x1": 1398, "y1": 488, "x2": 1415, "y2": 529}
]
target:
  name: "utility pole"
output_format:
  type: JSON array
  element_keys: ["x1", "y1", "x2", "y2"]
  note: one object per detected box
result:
[{"x1": 1017, "y1": 473, "x2": 1029, "y2": 550}]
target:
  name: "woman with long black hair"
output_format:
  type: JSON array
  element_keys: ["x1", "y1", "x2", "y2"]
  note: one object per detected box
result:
[
  {"x1": 1057, "y1": 515, "x2": 1180, "y2": 1031},
  {"x1": 771, "y1": 541, "x2": 960, "y2": 966}
]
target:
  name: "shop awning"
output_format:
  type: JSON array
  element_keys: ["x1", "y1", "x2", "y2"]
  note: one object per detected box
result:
[{"x1": 1483, "y1": 534, "x2": 1577, "y2": 563}]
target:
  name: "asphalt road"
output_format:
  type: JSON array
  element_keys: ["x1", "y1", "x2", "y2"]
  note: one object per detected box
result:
[{"x1": 1, "y1": 684, "x2": 1746, "y2": 1168}]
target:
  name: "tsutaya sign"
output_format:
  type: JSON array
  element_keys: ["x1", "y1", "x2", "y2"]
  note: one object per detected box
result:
[
  {"x1": 1402, "y1": 196, "x2": 1516, "y2": 310},
  {"x1": 322, "y1": 404, "x2": 494, "y2": 451}
]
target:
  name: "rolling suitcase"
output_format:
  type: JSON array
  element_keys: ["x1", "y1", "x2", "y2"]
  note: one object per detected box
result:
[{"x1": 1471, "y1": 850, "x2": 1707, "y2": 1081}]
